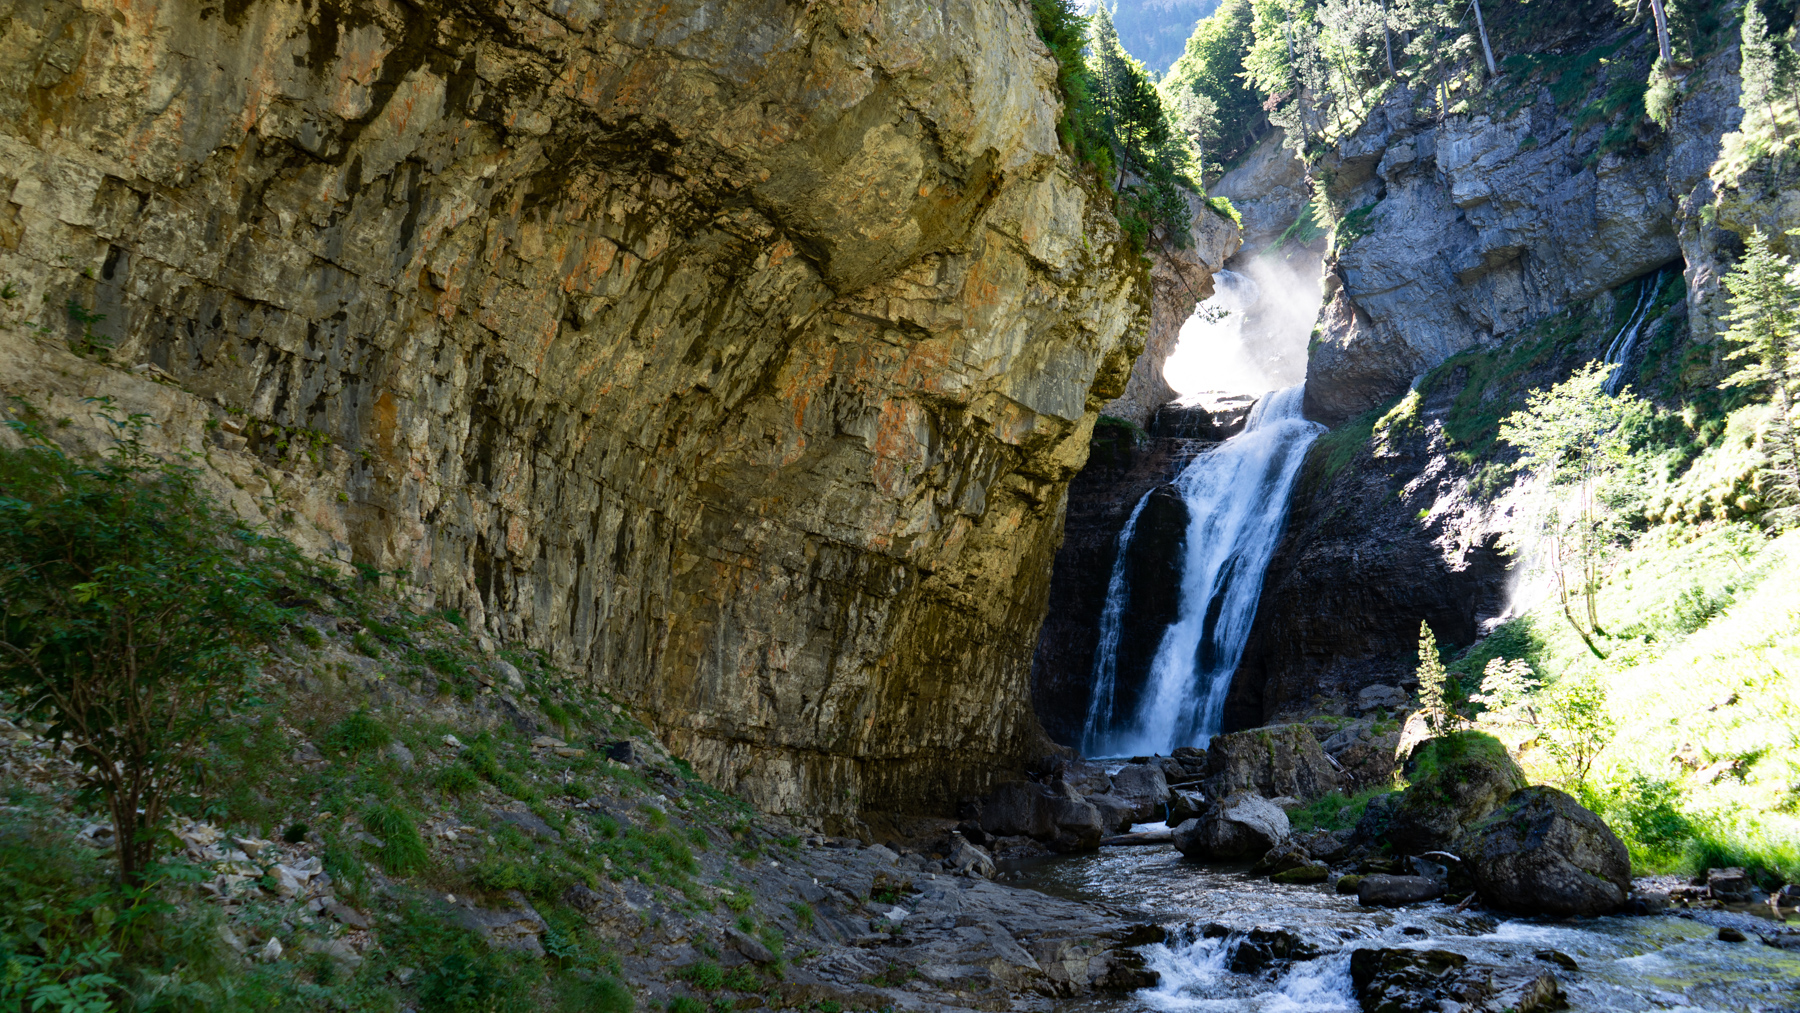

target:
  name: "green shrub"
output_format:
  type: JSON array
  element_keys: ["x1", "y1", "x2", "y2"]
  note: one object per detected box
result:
[
  {"x1": 386, "y1": 900, "x2": 539, "y2": 1013},
  {"x1": 326, "y1": 708, "x2": 391, "y2": 757},
  {"x1": 352, "y1": 630, "x2": 383, "y2": 658},
  {"x1": 293, "y1": 624, "x2": 325, "y2": 649},
  {"x1": 555, "y1": 974, "x2": 634, "y2": 1013},
  {"x1": 0, "y1": 402, "x2": 306, "y2": 882},
  {"x1": 787, "y1": 901, "x2": 814, "y2": 931},
  {"x1": 361, "y1": 803, "x2": 429, "y2": 876},
  {"x1": 436, "y1": 765, "x2": 481, "y2": 795},
  {"x1": 667, "y1": 999, "x2": 705, "y2": 1013},
  {"x1": 676, "y1": 960, "x2": 723, "y2": 991},
  {"x1": 1286, "y1": 787, "x2": 1394, "y2": 834}
]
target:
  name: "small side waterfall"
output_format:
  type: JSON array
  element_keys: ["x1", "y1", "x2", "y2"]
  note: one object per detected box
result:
[
  {"x1": 1081, "y1": 385, "x2": 1324, "y2": 756},
  {"x1": 1602, "y1": 272, "x2": 1661, "y2": 395}
]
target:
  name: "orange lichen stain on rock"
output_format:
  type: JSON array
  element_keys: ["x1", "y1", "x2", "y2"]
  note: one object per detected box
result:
[
  {"x1": 561, "y1": 234, "x2": 618, "y2": 293},
  {"x1": 894, "y1": 337, "x2": 957, "y2": 395},
  {"x1": 777, "y1": 341, "x2": 837, "y2": 432},
  {"x1": 370, "y1": 388, "x2": 400, "y2": 466},
  {"x1": 961, "y1": 256, "x2": 1002, "y2": 311},
  {"x1": 871, "y1": 397, "x2": 924, "y2": 497}
]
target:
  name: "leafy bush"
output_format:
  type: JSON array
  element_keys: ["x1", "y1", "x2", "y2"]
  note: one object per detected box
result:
[
  {"x1": 361, "y1": 803, "x2": 429, "y2": 876},
  {"x1": 0, "y1": 403, "x2": 305, "y2": 881},
  {"x1": 675, "y1": 960, "x2": 723, "y2": 991},
  {"x1": 326, "y1": 708, "x2": 391, "y2": 757},
  {"x1": 386, "y1": 900, "x2": 540, "y2": 1013}
]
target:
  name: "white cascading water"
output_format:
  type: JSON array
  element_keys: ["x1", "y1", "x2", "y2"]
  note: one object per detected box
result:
[
  {"x1": 1601, "y1": 271, "x2": 1660, "y2": 395},
  {"x1": 1081, "y1": 384, "x2": 1325, "y2": 756}
]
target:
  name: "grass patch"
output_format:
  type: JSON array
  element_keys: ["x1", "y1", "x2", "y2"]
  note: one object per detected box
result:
[{"x1": 1287, "y1": 786, "x2": 1397, "y2": 834}]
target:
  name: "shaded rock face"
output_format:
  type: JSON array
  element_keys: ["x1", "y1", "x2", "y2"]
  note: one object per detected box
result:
[
  {"x1": 1303, "y1": 25, "x2": 1706, "y2": 424},
  {"x1": 1203, "y1": 723, "x2": 1341, "y2": 801},
  {"x1": 1211, "y1": 129, "x2": 1311, "y2": 255},
  {"x1": 0, "y1": 0, "x2": 1157, "y2": 821},
  {"x1": 1465, "y1": 786, "x2": 1631, "y2": 918},
  {"x1": 1030, "y1": 403, "x2": 1249, "y2": 747}
]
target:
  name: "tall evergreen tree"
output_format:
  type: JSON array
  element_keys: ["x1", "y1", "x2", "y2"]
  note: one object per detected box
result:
[
  {"x1": 1415, "y1": 621, "x2": 1449, "y2": 735},
  {"x1": 1721, "y1": 229, "x2": 1800, "y2": 525},
  {"x1": 1742, "y1": 0, "x2": 1784, "y2": 138}
]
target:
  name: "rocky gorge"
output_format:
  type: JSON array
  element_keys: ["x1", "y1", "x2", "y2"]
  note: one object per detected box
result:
[{"x1": 5, "y1": 0, "x2": 1800, "y2": 1011}]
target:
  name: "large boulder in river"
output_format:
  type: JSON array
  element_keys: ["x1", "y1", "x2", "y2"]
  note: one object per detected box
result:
[
  {"x1": 1085, "y1": 793, "x2": 1137, "y2": 833},
  {"x1": 1173, "y1": 792, "x2": 1290, "y2": 861},
  {"x1": 1463, "y1": 786, "x2": 1631, "y2": 917},
  {"x1": 977, "y1": 780, "x2": 1103, "y2": 852},
  {"x1": 979, "y1": 780, "x2": 1054, "y2": 838},
  {"x1": 1356, "y1": 874, "x2": 1445, "y2": 907},
  {"x1": 1109, "y1": 762, "x2": 1171, "y2": 823},
  {"x1": 1384, "y1": 732, "x2": 1526, "y2": 855},
  {"x1": 1204, "y1": 724, "x2": 1341, "y2": 801}
]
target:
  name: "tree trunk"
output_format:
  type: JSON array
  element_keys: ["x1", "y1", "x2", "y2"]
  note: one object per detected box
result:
[
  {"x1": 1380, "y1": 0, "x2": 1396, "y2": 76},
  {"x1": 1470, "y1": 0, "x2": 1498, "y2": 78},
  {"x1": 1649, "y1": 0, "x2": 1672, "y2": 64}
]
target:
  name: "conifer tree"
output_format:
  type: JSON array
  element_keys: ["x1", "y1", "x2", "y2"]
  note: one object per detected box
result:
[
  {"x1": 1415, "y1": 621, "x2": 1449, "y2": 735},
  {"x1": 1721, "y1": 228, "x2": 1800, "y2": 526},
  {"x1": 1741, "y1": 0, "x2": 1783, "y2": 138}
]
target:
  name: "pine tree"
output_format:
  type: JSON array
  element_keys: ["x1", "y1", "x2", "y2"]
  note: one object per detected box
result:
[
  {"x1": 1720, "y1": 228, "x2": 1800, "y2": 525},
  {"x1": 1741, "y1": 0, "x2": 1783, "y2": 139},
  {"x1": 1415, "y1": 621, "x2": 1449, "y2": 735}
]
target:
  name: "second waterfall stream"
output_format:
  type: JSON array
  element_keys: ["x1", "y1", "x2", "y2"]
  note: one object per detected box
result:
[{"x1": 1081, "y1": 384, "x2": 1325, "y2": 757}]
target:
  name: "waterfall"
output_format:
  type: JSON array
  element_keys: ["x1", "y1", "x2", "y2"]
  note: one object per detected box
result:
[
  {"x1": 1078, "y1": 492, "x2": 1153, "y2": 750},
  {"x1": 1081, "y1": 385, "x2": 1324, "y2": 756},
  {"x1": 1602, "y1": 272, "x2": 1661, "y2": 395}
]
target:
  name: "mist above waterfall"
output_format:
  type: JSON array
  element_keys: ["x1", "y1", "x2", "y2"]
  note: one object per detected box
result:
[{"x1": 1161, "y1": 256, "x2": 1320, "y2": 399}]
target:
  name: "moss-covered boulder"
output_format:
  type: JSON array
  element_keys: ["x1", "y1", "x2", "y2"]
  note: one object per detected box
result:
[
  {"x1": 1384, "y1": 732, "x2": 1526, "y2": 855},
  {"x1": 1464, "y1": 786, "x2": 1631, "y2": 917},
  {"x1": 1203, "y1": 723, "x2": 1343, "y2": 801}
]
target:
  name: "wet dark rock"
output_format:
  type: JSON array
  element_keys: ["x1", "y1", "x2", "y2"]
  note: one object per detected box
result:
[
  {"x1": 1110, "y1": 762, "x2": 1174, "y2": 823},
  {"x1": 1463, "y1": 786, "x2": 1630, "y2": 917},
  {"x1": 1204, "y1": 723, "x2": 1342, "y2": 801},
  {"x1": 1707, "y1": 867, "x2": 1756, "y2": 903},
  {"x1": 1534, "y1": 949, "x2": 1580, "y2": 971},
  {"x1": 1053, "y1": 760, "x2": 1114, "y2": 797},
  {"x1": 1718, "y1": 926, "x2": 1748, "y2": 943},
  {"x1": 1173, "y1": 792, "x2": 1291, "y2": 861},
  {"x1": 1273, "y1": 864, "x2": 1330, "y2": 884},
  {"x1": 1046, "y1": 790, "x2": 1105, "y2": 853},
  {"x1": 1353, "y1": 791, "x2": 1404, "y2": 843},
  {"x1": 978, "y1": 780, "x2": 1054, "y2": 839},
  {"x1": 1356, "y1": 874, "x2": 1445, "y2": 907},
  {"x1": 1086, "y1": 793, "x2": 1138, "y2": 833},
  {"x1": 1349, "y1": 946, "x2": 1563, "y2": 1012},
  {"x1": 1384, "y1": 733, "x2": 1526, "y2": 856},
  {"x1": 1251, "y1": 841, "x2": 1317, "y2": 876},
  {"x1": 1228, "y1": 925, "x2": 1326, "y2": 973},
  {"x1": 1336, "y1": 874, "x2": 1363, "y2": 895},
  {"x1": 1167, "y1": 789, "x2": 1208, "y2": 825},
  {"x1": 947, "y1": 835, "x2": 997, "y2": 877}
]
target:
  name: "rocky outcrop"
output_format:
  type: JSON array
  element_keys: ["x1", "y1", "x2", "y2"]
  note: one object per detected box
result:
[
  {"x1": 1210, "y1": 129, "x2": 1310, "y2": 255},
  {"x1": 1464, "y1": 787, "x2": 1631, "y2": 917},
  {"x1": 1101, "y1": 200, "x2": 1242, "y2": 426},
  {"x1": 1203, "y1": 723, "x2": 1341, "y2": 800},
  {"x1": 1303, "y1": 23, "x2": 1702, "y2": 424},
  {"x1": 0, "y1": 0, "x2": 1167, "y2": 822},
  {"x1": 1384, "y1": 733, "x2": 1526, "y2": 856},
  {"x1": 1351, "y1": 948, "x2": 1564, "y2": 1013},
  {"x1": 1172, "y1": 791, "x2": 1289, "y2": 861}
]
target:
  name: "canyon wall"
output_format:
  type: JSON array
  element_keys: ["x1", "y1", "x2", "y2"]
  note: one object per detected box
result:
[
  {"x1": 0, "y1": 0, "x2": 1165, "y2": 822},
  {"x1": 1232, "y1": 31, "x2": 1747, "y2": 725}
]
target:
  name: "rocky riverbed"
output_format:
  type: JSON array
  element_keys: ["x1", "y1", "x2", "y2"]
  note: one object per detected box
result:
[{"x1": 1010, "y1": 845, "x2": 1800, "y2": 1013}]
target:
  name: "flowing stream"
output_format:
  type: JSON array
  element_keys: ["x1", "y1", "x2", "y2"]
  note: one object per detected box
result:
[
  {"x1": 1603, "y1": 271, "x2": 1663, "y2": 395},
  {"x1": 1011, "y1": 848, "x2": 1800, "y2": 1012},
  {"x1": 1081, "y1": 385, "x2": 1324, "y2": 757}
]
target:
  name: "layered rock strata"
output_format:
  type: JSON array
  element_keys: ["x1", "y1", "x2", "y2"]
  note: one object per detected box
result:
[{"x1": 0, "y1": 0, "x2": 1162, "y2": 820}]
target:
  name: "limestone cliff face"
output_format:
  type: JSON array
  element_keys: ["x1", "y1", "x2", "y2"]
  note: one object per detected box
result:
[
  {"x1": 0, "y1": 0, "x2": 1154, "y2": 822},
  {"x1": 1304, "y1": 25, "x2": 1703, "y2": 424},
  {"x1": 1230, "y1": 32, "x2": 1748, "y2": 725}
]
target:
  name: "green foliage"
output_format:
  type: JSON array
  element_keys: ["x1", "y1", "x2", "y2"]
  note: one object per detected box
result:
[
  {"x1": 352, "y1": 630, "x2": 383, "y2": 658},
  {"x1": 326, "y1": 708, "x2": 391, "y2": 757},
  {"x1": 1029, "y1": 0, "x2": 1115, "y2": 179},
  {"x1": 1414, "y1": 622, "x2": 1449, "y2": 734},
  {"x1": 1719, "y1": 229, "x2": 1800, "y2": 526},
  {"x1": 554, "y1": 975, "x2": 634, "y2": 1013},
  {"x1": 386, "y1": 900, "x2": 541, "y2": 1013},
  {"x1": 1538, "y1": 674, "x2": 1615, "y2": 785},
  {"x1": 667, "y1": 999, "x2": 705, "y2": 1013},
  {"x1": 0, "y1": 401, "x2": 305, "y2": 881},
  {"x1": 1286, "y1": 786, "x2": 1395, "y2": 833},
  {"x1": 1275, "y1": 199, "x2": 1326, "y2": 249},
  {"x1": 1089, "y1": 4, "x2": 1202, "y2": 248},
  {"x1": 1499, "y1": 361, "x2": 1652, "y2": 656},
  {"x1": 361, "y1": 803, "x2": 429, "y2": 876},
  {"x1": 787, "y1": 901, "x2": 814, "y2": 931},
  {"x1": 292, "y1": 624, "x2": 325, "y2": 649},
  {"x1": 675, "y1": 961, "x2": 723, "y2": 991},
  {"x1": 1161, "y1": 0, "x2": 1266, "y2": 171},
  {"x1": 436, "y1": 764, "x2": 482, "y2": 795}
]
